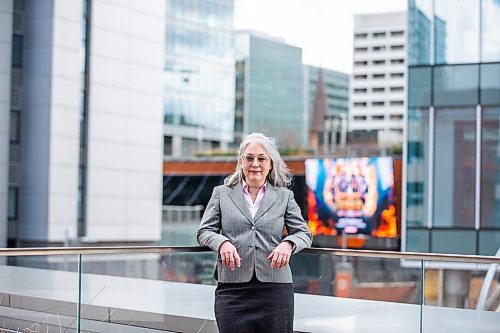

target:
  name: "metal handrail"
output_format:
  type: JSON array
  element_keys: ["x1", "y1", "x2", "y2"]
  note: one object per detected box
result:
[{"x1": 0, "y1": 245, "x2": 499, "y2": 264}]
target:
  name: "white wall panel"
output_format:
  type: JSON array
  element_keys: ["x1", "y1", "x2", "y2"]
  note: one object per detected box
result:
[{"x1": 86, "y1": 0, "x2": 165, "y2": 242}]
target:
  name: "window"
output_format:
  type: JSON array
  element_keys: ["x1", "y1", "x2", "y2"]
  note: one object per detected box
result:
[
  {"x1": 372, "y1": 87, "x2": 385, "y2": 93},
  {"x1": 390, "y1": 59, "x2": 405, "y2": 64},
  {"x1": 390, "y1": 86, "x2": 404, "y2": 92},
  {"x1": 373, "y1": 46, "x2": 386, "y2": 52},
  {"x1": 355, "y1": 33, "x2": 368, "y2": 39},
  {"x1": 354, "y1": 61, "x2": 368, "y2": 66},
  {"x1": 354, "y1": 74, "x2": 368, "y2": 80},
  {"x1": 373, "y1": 60, "x2": 386, "y2": 65},
  {"x1": 390, "y1": 73, "x2": 404, "y2": 78},
  {"x1": 373, "y1": 32, "x2": 386, "y2": 38},
  {"x1": 354, "y1": 88, "x2": 367, "y2": 93},
  {"x1": 353, "y1": 102, "x2": 367, "y2": 107},
  {"x1": 353, "y1": 115, "x2": 367, "y2": 121},
  {"x1": 8, "y1": 188, "x2": 18, "y2": 220},
  {"x1": 391, "y1": 31, "x2": 404, "y2": 37},
  {"x1": 372, "y1": 73, "x2": 385, "y2": 79},
  {"x1": 391, "y1": 45, "x2": 404, "y2": 51},
  {"x1": 390, "y1": 100, "x2": 404, "y2": 106},
  {"x1": 390, "y1": 114, "x2": 404, "y2": 120},
  {"x1": 372, "y1": 115, "x2": 385, "y2": 120},
  {"x1": 372, "y1": 101, "x2": 385, "y2": 107},
  {"x1": 355, "y1": 47, "x2": 368, "y2": 52}
]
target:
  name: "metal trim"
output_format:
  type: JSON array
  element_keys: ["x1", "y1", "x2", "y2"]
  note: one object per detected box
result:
[{"x1": 0, "y1": 246, "x2": 499, "y2": 264}]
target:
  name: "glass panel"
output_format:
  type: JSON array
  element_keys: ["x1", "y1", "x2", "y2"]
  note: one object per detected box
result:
[
  {"x1": 409, "y1": 0, "x2": 433, "y2": 65},
  {"x1": 433, "y1": 64, "x2": 479, "y2": 107},
  {"x1": 291, "y1": 253, "x2": 423, "y2": 332},
  {"x1": 434, "y1": 108, "x2": 476, "y2": 228},
  {"x1": 434, "y1": 0, "x2": 480, "y2": 64},
  {"x1": 478, "y1": 230, "x2": 500, "y2": 255},
  {"x1": 480, "y1": 63, "x2": 500, "y2": 105},
  {"x1": 0, "y1": 255, "x2": 80, "y2": 332},
  {"x1": 407, "y1": 108, "x2": 430, "y2": 227},
  {"x1": 406, "y1": 228, "x2": 430, "y2": 252},
  {"x1": 409, "y1": 66, "x2": 432, "y2": 107},
  {"x1": 481, "y1": 107, "x2": 500, "y2": 228},
  {"x1": 481, "y1": 0, "x2": 500, "y2": 62},
  {"x1": 80, "y1": 252, "x2": 217, "y2": 332},
  {"x1": 431, "y1": 229, "x2": 477, "y2": 254},
  {"x1": 422, "y1": 260, "x2": 500, "y2": 333}
]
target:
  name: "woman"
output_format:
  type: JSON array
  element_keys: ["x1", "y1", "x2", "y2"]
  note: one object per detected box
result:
[{"x1": 197, "y1": 133, "x2": 313, "y2": 333}]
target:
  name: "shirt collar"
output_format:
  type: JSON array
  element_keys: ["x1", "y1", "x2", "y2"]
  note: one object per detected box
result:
[{"x1": 242, "y1": 179, "x2": 267, "y2": 193}]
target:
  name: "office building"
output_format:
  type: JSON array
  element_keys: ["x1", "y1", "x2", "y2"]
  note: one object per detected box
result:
[
  {"x1": 350, "y1": 11, "x2": 407, "y2": 147},
  {"x1": 163, "y1": 0, "x2": 235, "y2": 157},
  {"x1": 0, "y1": 0, "x2": 165, "y2": 246},
  {"x1": 405, "y1": 0, "x2": 500, "y2": 256},
  {"x1": 233, "y1": 31, "x2": 305, "y2": 148},
  {"x1": 304, "y1": 65, "x2": 349, "y2": 152}
]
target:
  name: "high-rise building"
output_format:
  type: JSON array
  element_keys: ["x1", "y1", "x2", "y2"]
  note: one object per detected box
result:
[
  {"x1": 233, "y1": 31, "x2": 305, "y2": 149},
  {"x1": 0, "y1": 0, "x2": 165, "y2": 246},
  {"x1": 163, "y1": 0, "x2": 235, "y2": 157},
  {"x1": 405, "y1": 0, "x2": 500, "y2": 256},
  {"x1": 350, "y1": 11, "x2": 407, "y2": 147},
  {"x1": 304, "y1": 65, "x2": 349, "y2": 152}
]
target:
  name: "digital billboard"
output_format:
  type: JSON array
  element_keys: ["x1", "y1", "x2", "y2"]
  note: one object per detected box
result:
[{"x1": 305, "y1": 157, "x2": 397, "y2": 238}]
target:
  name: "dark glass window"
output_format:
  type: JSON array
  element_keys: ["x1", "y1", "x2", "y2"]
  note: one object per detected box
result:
[
  {"x1": 481, "y1": 107, "x2": 500, "y2": 228},
  {"x1": 433, "y1": 64, "x2": 479, "y2": 107},
  {"x1": 409, "y1": 66, "x2": 431, "y2": 107},
  {"x1": 480, "y1": 63, "x2": 500, "y2": 105},
  {"x1": 434, "y1": 107, "x2": 476, "y2": 228}
]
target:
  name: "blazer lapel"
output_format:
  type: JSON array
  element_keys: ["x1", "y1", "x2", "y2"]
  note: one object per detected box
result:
[
  {"x1": 228, "y1": 182, "x2": 253, "y2": 223},
  {"x1": 253, "y1": 184, "x2": 279, "y2": 223}
]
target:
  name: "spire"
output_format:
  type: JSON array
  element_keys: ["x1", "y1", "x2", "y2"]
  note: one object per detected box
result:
[{"x1": 309, "y1": 69, "x2": 328, "y2": 152}]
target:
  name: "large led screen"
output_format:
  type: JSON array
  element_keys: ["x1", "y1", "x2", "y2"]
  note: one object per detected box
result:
[{"x1": 305, "y1": 157, "x2": 397, "y2": 238}]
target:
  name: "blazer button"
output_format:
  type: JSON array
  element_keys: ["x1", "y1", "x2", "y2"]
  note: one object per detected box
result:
[{"x1": 251, "y1": 226, "x2": 255, "y2": 230}]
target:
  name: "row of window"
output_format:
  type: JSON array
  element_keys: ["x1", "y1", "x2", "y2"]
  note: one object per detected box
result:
[
  {"x1": 354, "y1": 45, "x2": 404, "y2": 53},
  {"x1": 354, "y1": 59, "x2": 405, "y2": 66},
  {"x1": 352, "y1": 114, "x2": 404, "y2": 122},
  {"x1": 354, "y1": 86, "x2": 404, "y2": 93},
  {"x1": 310, "y1": 80, "x2": 349, "y2": 91},
  {"x1": 354, "y1": 72, "x2": 404, "y2": 79},
  {"x1": 354, "y1": 31, "x2": 404, "y2": 39},
  {"x1": 326, "y1": 94, "x2": 348, "y2": 102},
  {"x1": 353, "y1": 100, "x2": 404, "y2": 107}
]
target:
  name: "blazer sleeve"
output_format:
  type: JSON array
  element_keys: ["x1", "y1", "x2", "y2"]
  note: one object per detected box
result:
[
  {"x1": 282, "y1": 190, "x2": 313, "y2": 254},
  {"x1": 197, "y1": 187, "x2": 230, "y2": 253}
]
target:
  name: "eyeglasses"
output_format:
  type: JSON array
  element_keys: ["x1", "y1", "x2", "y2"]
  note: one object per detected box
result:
[{"x1": 241, "y1": 154, "x2": 270, "y2": 166}]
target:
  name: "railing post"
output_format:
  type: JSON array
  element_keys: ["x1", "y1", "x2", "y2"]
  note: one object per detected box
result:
[{"x1": 77, "y1": 253, "x2": 82, "y2": 333}]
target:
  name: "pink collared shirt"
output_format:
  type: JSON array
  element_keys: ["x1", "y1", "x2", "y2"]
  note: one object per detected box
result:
[{"x1": 242, "y1": 180, "x2": 266, "y2": 219}]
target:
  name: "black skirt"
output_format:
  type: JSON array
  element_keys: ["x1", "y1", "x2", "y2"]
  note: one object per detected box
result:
[{"x1": 214, "y1": 273, "x2": 294, "y2": 333}]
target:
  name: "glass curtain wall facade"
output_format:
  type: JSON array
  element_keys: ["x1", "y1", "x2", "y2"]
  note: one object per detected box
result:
[
  {"x1": 406, "y1": 0, "x2": 500, "y2": 255},
  {"x1": 234, "y1": 32, "x2": 305, "y2": 148},
  {"x1": 164, "y1": 0, "x2": 235, "y2": 156}
]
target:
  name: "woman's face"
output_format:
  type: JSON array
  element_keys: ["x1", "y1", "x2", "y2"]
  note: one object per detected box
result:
[{"x1": 241, "y1": 142, "x2": 272, "y2": 187}]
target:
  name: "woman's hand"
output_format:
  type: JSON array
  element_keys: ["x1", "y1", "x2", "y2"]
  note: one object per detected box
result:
[
  {"x1": 219, "y1": 241, "x2": 241, "y2": 270},
  {"x1": 267, "y1": 241, "x2": 293, "y2": 269}
]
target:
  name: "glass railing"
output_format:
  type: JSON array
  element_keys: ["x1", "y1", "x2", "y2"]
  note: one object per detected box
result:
[{"x1": 0, "y1": 246, "x2": 498, "y2": 333}]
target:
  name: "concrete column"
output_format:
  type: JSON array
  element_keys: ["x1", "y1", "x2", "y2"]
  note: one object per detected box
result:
[{"x1": 444, "y1": 270, "x2": 469, "y2": 308}]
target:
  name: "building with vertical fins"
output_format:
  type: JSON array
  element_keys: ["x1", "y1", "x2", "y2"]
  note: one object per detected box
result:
[{"x1": 0, "y1": 0, "x2": 165, "y2": 246}]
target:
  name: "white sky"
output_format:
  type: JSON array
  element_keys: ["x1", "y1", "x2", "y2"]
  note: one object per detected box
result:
[{"x1": 234, "y1": 0, "x2": 407, "y2": 74}]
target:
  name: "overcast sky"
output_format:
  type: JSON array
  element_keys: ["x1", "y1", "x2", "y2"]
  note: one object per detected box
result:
[{"x1": 234, "y1": 0, "x2": 407, "y2": 74}]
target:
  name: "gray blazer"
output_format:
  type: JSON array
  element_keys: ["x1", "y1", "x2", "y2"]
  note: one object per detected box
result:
[{"x1": 197, "y1": 182, "x2": 313, "y2": 283}]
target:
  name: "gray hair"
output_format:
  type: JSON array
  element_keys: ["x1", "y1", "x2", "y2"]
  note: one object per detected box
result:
[{"x1": 224, "y1": 133, "x2": 292, "y2": 188}]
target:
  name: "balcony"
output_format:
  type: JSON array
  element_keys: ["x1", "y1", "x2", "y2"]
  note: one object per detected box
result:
[{"x1": 0, "y1": 246, "x2": 498, "y2": 333}]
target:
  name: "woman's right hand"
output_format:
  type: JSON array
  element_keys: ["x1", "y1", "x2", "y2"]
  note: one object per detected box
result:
[{"x1": 219, "y1": 241, "x2": 241, "y2": 270}]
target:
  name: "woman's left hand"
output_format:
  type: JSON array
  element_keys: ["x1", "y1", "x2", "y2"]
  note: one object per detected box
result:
[{"x1": 267, "y1": 241, "x2": 293, "y2": 269}]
